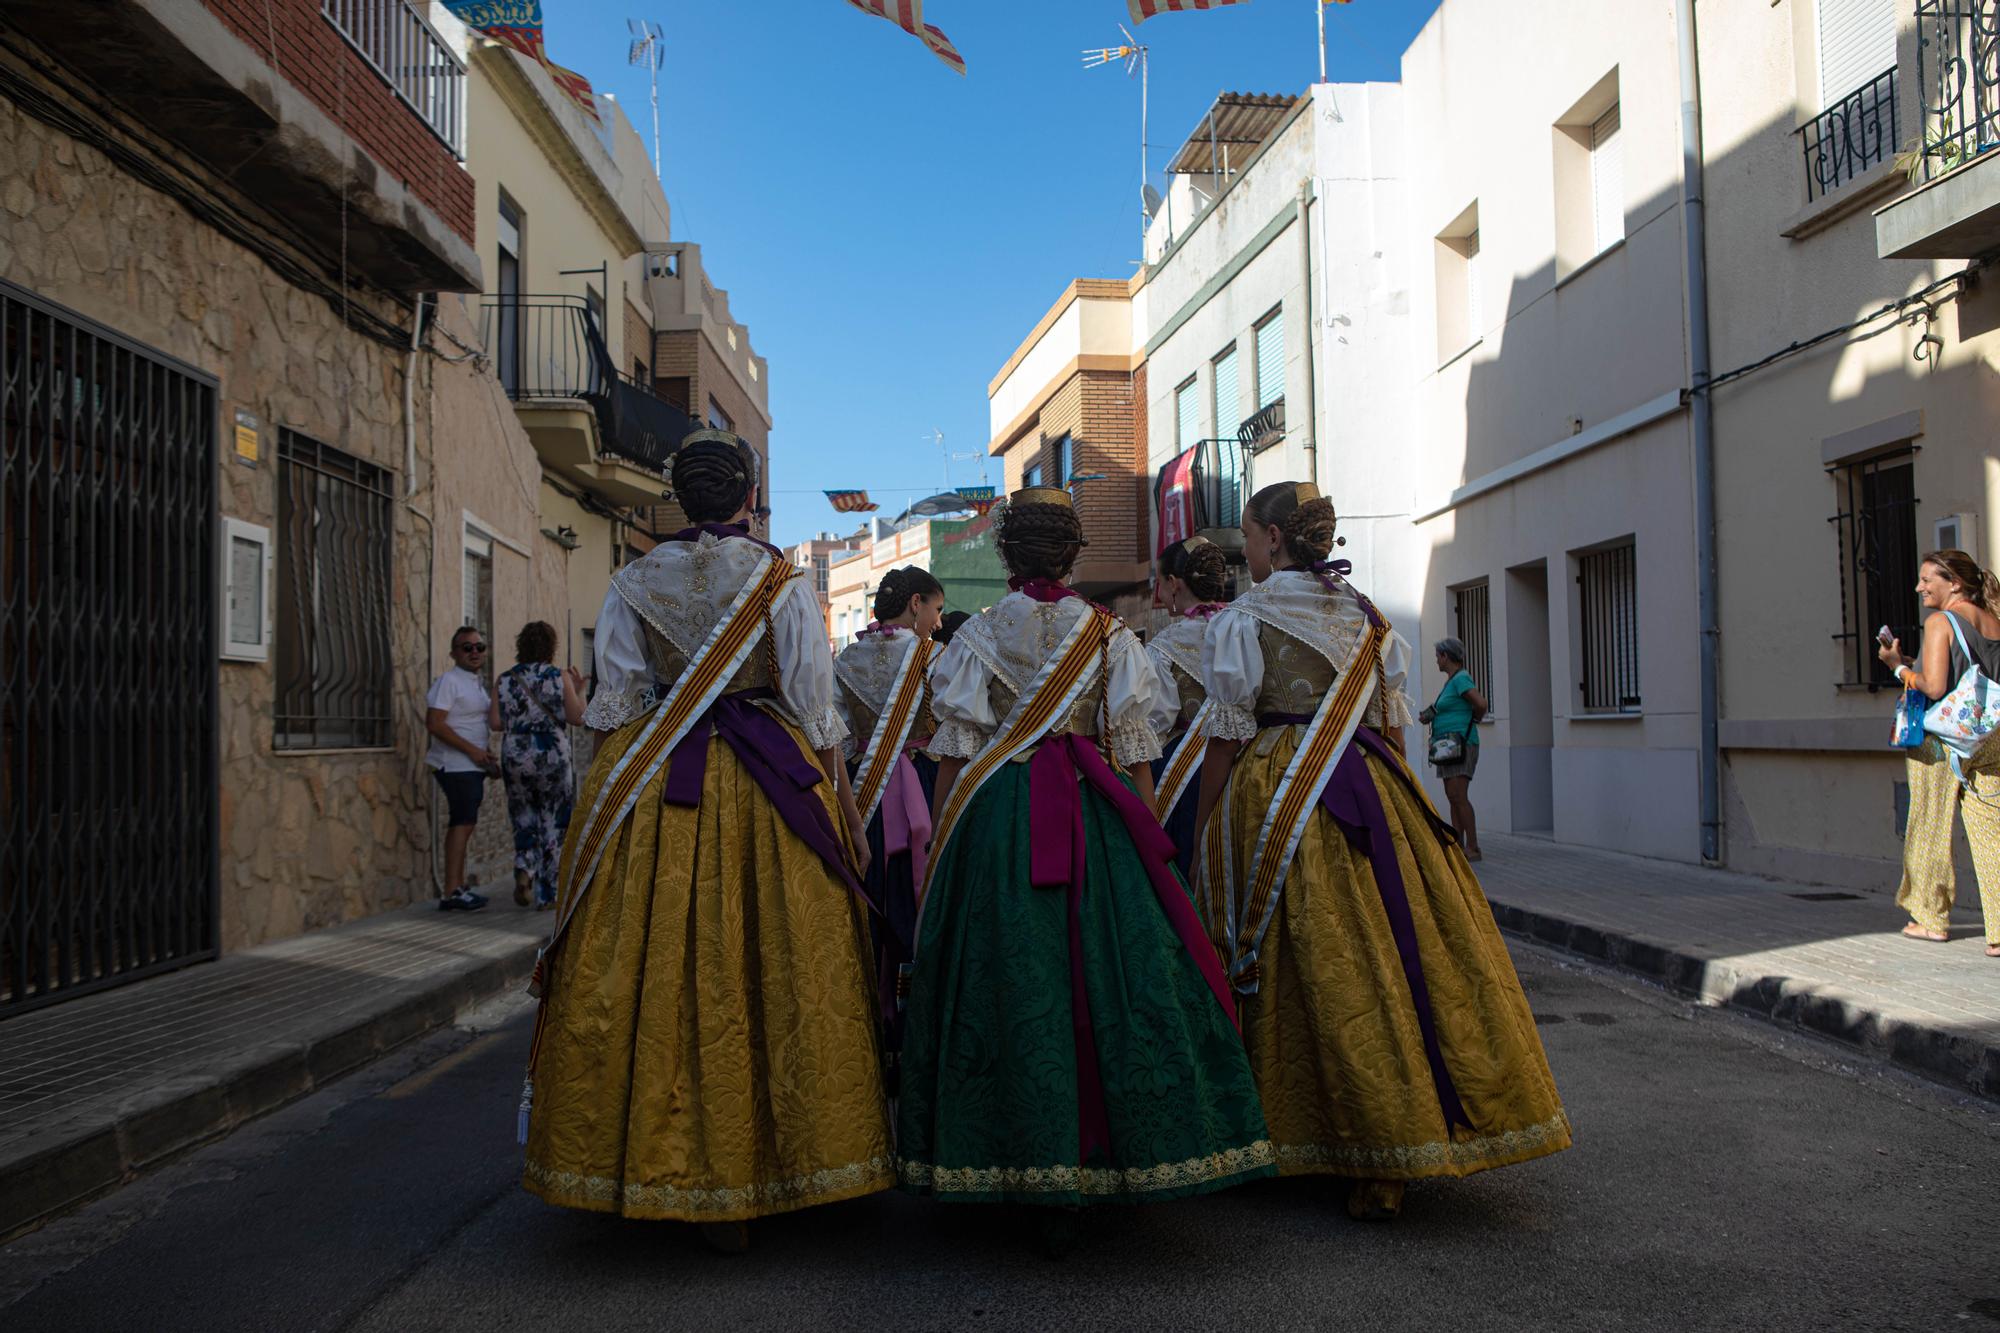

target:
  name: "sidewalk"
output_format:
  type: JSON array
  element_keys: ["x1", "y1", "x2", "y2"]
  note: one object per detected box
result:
[
  {"x1": 0, "y1": 901, "x2": 544, "y2": 1240},
  {"x1": 1477, "y1": 832, "x2": 1999, "y2": 1100}
]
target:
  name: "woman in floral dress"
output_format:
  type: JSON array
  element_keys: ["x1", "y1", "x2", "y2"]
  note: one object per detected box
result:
[{"x1": 491, "y1": 620, "x2": 585, "y2": 908}]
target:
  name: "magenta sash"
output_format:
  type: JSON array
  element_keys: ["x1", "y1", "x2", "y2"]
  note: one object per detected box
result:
[
  {"x1": 881, "y1": 747, "x2": 933, "y2": 893},
  {"x1": 1026, "y1": 733, "x2": 1238, "y2": 1164}
]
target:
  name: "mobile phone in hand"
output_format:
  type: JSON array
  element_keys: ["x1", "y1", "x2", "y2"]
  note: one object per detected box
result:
[{"x1": 1877, "y1": 624, "x2": 1895, "y2": 647}]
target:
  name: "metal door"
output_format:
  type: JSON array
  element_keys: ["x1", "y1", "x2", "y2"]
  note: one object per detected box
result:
[{"x1": 1, "y1": 279, "x2": 219, "y2": 1012}]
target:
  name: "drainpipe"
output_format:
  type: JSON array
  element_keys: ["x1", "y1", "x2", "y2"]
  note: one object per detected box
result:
[
  {"x1": 1675, "y1": 3, "x2": 1722, "y2": 865},
  {"x1": 404, "y1": 294, "x2": 429, "y2": 497},
  {"x1": 1297, "y1": 178, "x2": 1318, "y2": 486}
]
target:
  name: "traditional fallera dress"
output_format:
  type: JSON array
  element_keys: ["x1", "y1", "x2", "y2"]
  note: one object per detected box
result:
[
  {"x1": 1146, "y1": 604, "x2": 1224, "y2": 879},
  {"x1": 897, "y1": 583, "x2": 1275, "y2": 1207},
  {"x1": 1197, "y1": 568, "x2": 1571, "y2": 1181},
  {"x1": 520, "y1": 525, "x2": 894, "y2": 1222},
  {"x1": 834, "y1": 623, "x2": 938, "y2": 1086}
]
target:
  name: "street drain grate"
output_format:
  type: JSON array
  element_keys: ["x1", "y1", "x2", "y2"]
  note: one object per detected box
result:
[{"x1": 1786, "y1": 891, "x2": 1864, "y2": 902}]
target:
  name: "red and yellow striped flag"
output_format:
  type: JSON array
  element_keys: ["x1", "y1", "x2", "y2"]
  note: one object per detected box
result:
[
  {"x1": 844, "y1": 1, "x2": 967, "y2": 75},
  {"x1": 1127, "y1": 0, "x2": 1253, "y2": 22}
]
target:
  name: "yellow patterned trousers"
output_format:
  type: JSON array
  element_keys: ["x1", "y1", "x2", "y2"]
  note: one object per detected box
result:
[{"x1": 1898, "y1": 738, "x2": 2000, "y2": 945}]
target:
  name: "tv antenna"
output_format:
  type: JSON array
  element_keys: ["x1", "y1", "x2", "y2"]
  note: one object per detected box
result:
[
  {"x1": 1083, "y1": 25, "x2": 1150, "y2": 261},
  {"x1": 926, "y1": 427, "x2": 988, "y2": 492},
  {"x1": 627, "y1": 18, "x2": 665, "y2": 180}
]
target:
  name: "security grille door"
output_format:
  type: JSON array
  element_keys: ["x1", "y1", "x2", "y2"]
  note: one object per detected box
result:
[{"x1": 1, "y1": 280, "x2": 219, "y2": 1011}]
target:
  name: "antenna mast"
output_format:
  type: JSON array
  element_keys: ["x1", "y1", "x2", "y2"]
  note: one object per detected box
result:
[
  {"x1": 627, "y1": 19, "x2": 665, "y2": 179},
  {"x1": 1083, "y1": 26, "x2": 1150, "y2": 261}
]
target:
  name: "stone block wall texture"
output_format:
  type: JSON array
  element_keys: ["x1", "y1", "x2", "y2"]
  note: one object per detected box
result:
[
  {"x1": 0, "y1": 86, "x2": 449, "y2": 951},
  {"x1": 199, "y1": 0, "x2": 475, "y2": 241}
]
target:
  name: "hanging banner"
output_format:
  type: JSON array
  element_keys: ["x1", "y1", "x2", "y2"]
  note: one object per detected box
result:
[
  {"x1": 1127, "y1": 0, "x2": 1253, "y2": 23},
  {"x1": 443, "y1": 1, "x2": 601, "y2": 123},
  {"x1": 826, "y1": 490, "x2": 881, "y2": 513},
  {"x1": 1156, "y1": 447, "x2": 1198, "y2": 554},
  {"x1": 843, "y1": 0, "x2": 968, "y2": 75},
  {"x1": 957, "y1": 485, "x2": 997, "y2": 515}
]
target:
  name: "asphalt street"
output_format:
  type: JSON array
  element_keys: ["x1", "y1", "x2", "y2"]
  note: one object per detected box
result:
[{"x1": 2, "y1": 945, "x2": 1996, "y2": 1332}]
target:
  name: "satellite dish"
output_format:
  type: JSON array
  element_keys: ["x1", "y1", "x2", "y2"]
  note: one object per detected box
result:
[{"x1": 1142, "y1": 184, "x2": 1164, "y2": 221}]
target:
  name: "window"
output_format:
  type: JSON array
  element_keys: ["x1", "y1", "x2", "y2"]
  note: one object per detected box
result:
[
  {"x1": 1830, "y1": 451, "x2": 1920, "y2": 686},
  {"x1": 1254, "y1": 311, "x2": 1284, "y2": 410},
  {"x1": 1590, "y1": 103, "x2": 1623, "y2": 254},
  {"x1": 495, "y1": 194, "x2": 523, "y2": 394},
  {"x1": 1023, "y1": 460, "x2": 1043, "y2": 488},
  {"x1": 1451, "y1": 579, "x2": 1494, "y2": 702},
  {"x1": 1576, "y1": 541, "x2": 1640, "y2": 713},
  {"x1": 463, "y1": 525, "x2": 495, "y2": 685},
  {"x1": 1798, "y1": 0, "x2": 1898, "y2": 200},
  {"x1": 1213, "y1": 343, "x2": 1240, "y2": 436},
  {"x1": 707, "y1": 396, "x2": 733, "y2": 432},
  {"x1": 658, "y1": 375, "x2": 690, "y2": 410},
  {"x1": 1047, "y1": 435, "x2": 1071, "y2": 486},
  {"x1": 1176, "y1": 375, "x2": 1200, "y2": 447},
  {"x1": 1434, "y1": 201, "x2": 1480, "y2": 362},
  {"x1": 1818, "y1": 0, "x2": 1897, "y2": 108},
  {"x1": 585, "y1": 283, "x2": 606, "y2": 342},
  {"x1": 275, "y1": 432, "x2": 394, "y2": 749}
]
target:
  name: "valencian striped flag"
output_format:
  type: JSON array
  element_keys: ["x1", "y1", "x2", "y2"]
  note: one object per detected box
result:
[
  {"x1": 1126, "y1": 0, "x2": 1253, "y2": 22},
  {"x1": 443, "y1": 1, "x2": 601, "y2": 122},
  {"x1": 843, "y1": 0, "x2": 968, "y2": 75},
  {"x1": 826, "y1": 490, "x2": 881, "y2": 513}
]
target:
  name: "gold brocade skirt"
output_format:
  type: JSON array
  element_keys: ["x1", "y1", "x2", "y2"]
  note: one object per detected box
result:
[
  {"x1": 522, "y1": 711, "x2": 894, "y2": 1221},
  {"x1": 1211, "y1": 727, "x2": 1572, "y2": 1180}
]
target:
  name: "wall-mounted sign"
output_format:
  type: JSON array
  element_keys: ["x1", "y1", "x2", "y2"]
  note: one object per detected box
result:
[{"x1": 234, "y1": 409, "x2": 259, "y2": 466}]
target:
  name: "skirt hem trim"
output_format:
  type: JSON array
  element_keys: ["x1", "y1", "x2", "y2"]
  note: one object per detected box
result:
[{"x1": 522, "y1": 1154, "x2": 896, "y2": 1222}]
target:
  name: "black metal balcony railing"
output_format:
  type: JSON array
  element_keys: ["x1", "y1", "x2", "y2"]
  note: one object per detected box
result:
[
  {"x1": 1916, "y1": 0, "x2": 2000, "y2": 181},
  {"x1": 1189, "y1": 435, "x2": 1249, "y2": 535},
  {"x1": 1237, "y1": 397, "x2": 1285, "y2": 452},
  {"x1": 1798, "y1": 66, "x2": 1899, "y2": 201},
  {"x1": 479, "y1": 295, "x2": 694, "y2": 475},
  {"x1": 321, "y1": 0, "x2": 466, "y2": 158}
]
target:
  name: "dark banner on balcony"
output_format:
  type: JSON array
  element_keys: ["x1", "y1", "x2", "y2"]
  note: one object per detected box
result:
[{"x1": 1156, "y1": 446, "x2": 1198, "y2": 555}]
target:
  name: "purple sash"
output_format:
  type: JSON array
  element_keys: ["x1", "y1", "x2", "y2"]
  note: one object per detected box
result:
[
  {"x1": 1256, "y1": 714, "x2": 1471, "y2": 1134},
  {"x1": 662, "y1": 689, "x2": 875, "y2": 915},
  {"x1": 1026, "y1": 733, "x2": 1238, "y2": 1164}
]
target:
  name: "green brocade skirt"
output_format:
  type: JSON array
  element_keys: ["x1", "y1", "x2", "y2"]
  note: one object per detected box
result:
[{"x1": 896, "y1": 758, "x2": 1276, "y2": 1207}]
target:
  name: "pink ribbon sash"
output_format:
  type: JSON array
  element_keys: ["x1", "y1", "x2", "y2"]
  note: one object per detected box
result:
[{"x1": 881, "y1": 747, "x2": 933, "y2": 896}]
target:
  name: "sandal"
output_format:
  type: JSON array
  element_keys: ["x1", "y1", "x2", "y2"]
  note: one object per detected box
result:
[
  {"x1": 1901, "y1": 922, "x2": 1949, "y2": 943},
  {"x1": 1986, "y1": 943, "x2": 1999, "y2": 958}
]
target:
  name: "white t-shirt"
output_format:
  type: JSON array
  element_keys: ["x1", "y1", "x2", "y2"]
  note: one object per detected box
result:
[{"x1": 425, "y1": 668, "x2": 490, "y2": 772}]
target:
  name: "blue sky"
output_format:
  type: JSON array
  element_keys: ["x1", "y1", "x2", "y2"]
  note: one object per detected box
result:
[{"x1": 552, "y1": 1, "x2": 1441, "y2": 546}]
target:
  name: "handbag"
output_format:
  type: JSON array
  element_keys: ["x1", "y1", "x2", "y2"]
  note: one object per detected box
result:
[
  {"x1": 1426, "y1": 676, "x2": 1469, "y2": 766},
  {"x1": 1891, "y1": 687, "x2": 1929, "y2": 748},
  {"x1": 1922, "y1": 612, "x2": 2000, "y2": 778}
]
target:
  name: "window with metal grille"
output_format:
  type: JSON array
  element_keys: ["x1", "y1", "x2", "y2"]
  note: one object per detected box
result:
[
  {"x1": 1255, "y1": 309, "x2": 1284, "y2": 409},
  {"x1": 1829, "y1": 450, "x2": 1919, "y2": 687},
  {"x1": 275, "y1": 432, "x2": 394, "y2": 749},
  {"x1": 1452, "y1": 580, "x2": 1495, "y2": 702},
  {"x1": 1577, "y1": 541, "x2": 1640, "y2": 712}
]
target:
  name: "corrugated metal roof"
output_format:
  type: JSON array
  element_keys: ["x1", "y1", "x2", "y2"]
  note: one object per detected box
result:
[{"x1": 1167, "y1": 92, "x2": 1300, "y2": 175}]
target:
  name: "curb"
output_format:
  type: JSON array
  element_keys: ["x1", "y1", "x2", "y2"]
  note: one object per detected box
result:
[
  {"x1": 1489, "y1": 897, "x2": 2000, "y2": 1101},
  {"x1": 0, "y1": 939, "x2": 539, "y2": 1242}
]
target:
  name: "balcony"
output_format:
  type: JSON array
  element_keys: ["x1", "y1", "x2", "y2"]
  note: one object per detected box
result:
[
  {"x1": 320, "y1": 0, "x2": 465, "y2": 158},
  {"x1": 1798, "y1": 67, "x2": 1898, "y2": 203},
  {"x1": 480, "y1": 295, "x2": 695, "y2": 508},
  {"x1": 1877, "y1": 1, "x2": 2000, "y2": 259}
]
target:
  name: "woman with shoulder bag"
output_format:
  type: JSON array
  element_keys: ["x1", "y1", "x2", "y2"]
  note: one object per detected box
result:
[
  {"x1": 1877, "y1": 548, "x2": 2000, "y2": 957},
  {"x1": 1420, "y1": 637, "x2": 1488, "y2": 862}
]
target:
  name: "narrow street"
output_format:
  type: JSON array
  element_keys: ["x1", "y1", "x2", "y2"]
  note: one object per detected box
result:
[{"x1": 2, "y1": 945, "x2": 1992, "y2": 1333}]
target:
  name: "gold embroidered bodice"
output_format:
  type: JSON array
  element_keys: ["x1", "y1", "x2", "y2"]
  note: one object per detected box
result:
[
  {"x1": 642, "y1": 622, "x2": 775, "y2": 696},
  {"x1": 1255, "y1": 621, "x2": 1339, "y2": 717}
]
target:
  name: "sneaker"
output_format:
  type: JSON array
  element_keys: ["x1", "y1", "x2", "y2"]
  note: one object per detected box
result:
[{"x1": 438, "y1": 888, "x2": 488, "y2": 912}]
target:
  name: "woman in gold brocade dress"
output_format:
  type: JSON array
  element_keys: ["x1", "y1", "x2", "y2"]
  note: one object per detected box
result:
[
  {"x1": 521, "y1": 434, "x2": 892, "y2": 1251},
  {"x1": 1192, "y1": 481, "x2": 1570, "y2": 1222}
]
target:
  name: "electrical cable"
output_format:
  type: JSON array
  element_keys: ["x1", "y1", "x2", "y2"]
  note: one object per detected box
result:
[{"x1": 1702, "y1": 266, "x2": 1976, "y2": 395}]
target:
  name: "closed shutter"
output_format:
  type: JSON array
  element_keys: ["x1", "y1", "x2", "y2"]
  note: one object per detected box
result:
[
  {"x1": 1255, "y1": 313, "x2": 1284, "y2": 408},
  {"x1": 1817, "y1": 0, "x2": 1897, "y2": 105},
  {"x1": 1176, "y1": 377, "x2": 1200, "y2": 446},
  {"x1": 1465, "y1": 230, "x2": 1482, "y2": 337},
  {"x1": 1213, "y1": 345, "x2": 1240, "y2": 438},
  {"x1": 1591, "y1": 103, "x2": 1623, "y2": 253}
]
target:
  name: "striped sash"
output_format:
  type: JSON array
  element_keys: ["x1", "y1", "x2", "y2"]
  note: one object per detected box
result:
[
  {"x1": 916, "y1": 605, "x2": 1109, "y2": 919},
  {"x1": 1200, "y1": 619, "x2": 1387, "y2": 992},
  {"x1": 853, "y1": 634, "x2": 933, "y2": 826},
  {"x1": 1151, "y1": 698, "x2": 1214, "y2": 821},
  {"x1": 536, "y1": 551, "x2": 795, "y2": 989}
]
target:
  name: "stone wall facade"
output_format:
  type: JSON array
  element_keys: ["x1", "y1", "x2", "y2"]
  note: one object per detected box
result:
[{"x1": 0, "y1": 68, "x2": 524, "y2": 950}]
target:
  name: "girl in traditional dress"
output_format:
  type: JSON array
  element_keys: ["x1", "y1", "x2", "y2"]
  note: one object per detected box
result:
[
  {"x1": 1192, "y1": 481, "x2": 1570, "y2": 1222},
  {"x1": 897, "y1": 487, "x2": 1274, "y2": 1232},
  {"x1": 834, "y1": 566, "x2": 945, "y2": 1093},
  {"x1": 1146, "y1": 536, "x2": 1232, "y2": 879},
  {"x1": 521, "y1": 432, "x2": 892, "y2": 1253}
]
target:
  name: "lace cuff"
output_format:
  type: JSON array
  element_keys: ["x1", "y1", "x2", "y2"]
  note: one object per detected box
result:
[
  {"x1": 583, "y1": 687, "x2": 644, "y2": 732},
  {"x1": 798, "y1": 706, "x2": 848, "y2": 754},
  {"x1": 1109, "y1": 717, "x2": 1164, "y2": 768},
  {"x1": 1369, "y1": 686, "x2": 1417, "y2": 733},
  {"x1": 926, "y1": 719, "x2": 987, "y2": 760},
  {"x1": 1208, "y1": 702, "x2": 1260, "y2": 742}
]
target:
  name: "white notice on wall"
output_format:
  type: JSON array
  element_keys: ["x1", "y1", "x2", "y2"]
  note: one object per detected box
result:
[{"x1": 228, "y1": 534, "x2": 263, "y2": 645}]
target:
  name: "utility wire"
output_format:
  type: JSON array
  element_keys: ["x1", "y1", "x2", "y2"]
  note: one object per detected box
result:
[{"x1": 1702, "y1": 266, "x2": 1975, "y2": 394}]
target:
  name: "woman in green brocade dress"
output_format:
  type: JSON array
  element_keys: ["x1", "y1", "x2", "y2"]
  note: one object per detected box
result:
[{"x1": 896, "y1": 488, "x2": 1274, "y2": 1214}]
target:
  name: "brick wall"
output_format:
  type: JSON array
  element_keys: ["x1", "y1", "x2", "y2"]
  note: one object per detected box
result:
[
  {"x1": 200, "y1": 0, "x2": 474, "y2": 240},
  {"x1": 622, "y1": 299, "x2": 652, "y2": 381},
  {"x1": 994, "y1": 364, "x2": 1148, "y2": 587},
  {"x1": 653, "y1": 327, "x2": 771, "y2": 539}
]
